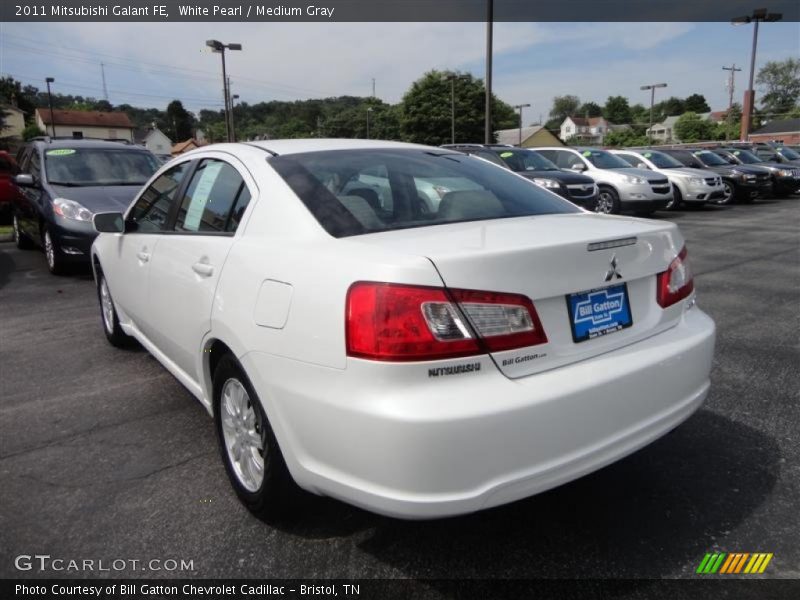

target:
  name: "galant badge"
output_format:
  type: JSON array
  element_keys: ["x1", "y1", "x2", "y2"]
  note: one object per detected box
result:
[{"x1": 604, "y1": 254, "x2": 623, "y2": 282}]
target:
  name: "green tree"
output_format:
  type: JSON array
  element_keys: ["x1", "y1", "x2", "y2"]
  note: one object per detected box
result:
[
  {"x1": 0, "y1": 76, "x2": 37, "y2": 119},
  {"x1": 577, "y1": 101, "x2": 602, "y2": 118},
  {"x1": 673, "y1": 112, "x2": 716, "y2": 143},
  {"x1": 658, "y1": 96, "x2": 685, "y2": 117},
  {"x1": 684, "y1": 93, "x2": 711, "y2": 113},
  {"x1": 400, "y1": 70, "x2": 516, "y2": 145},
  {"x1": 22, "y1": 123, "x2": 45, "y2": 141},
  {"x1": 756, "y1": 58, "x2": 800, "y2": 115},
  {"x1": 603, "y1": 128, "x2": 649, "y2": 147},
  {"x1": 165, "y1": 100, "x2": 194, "y2": 141},
  {"x1": 603, "y1": 96, "x2": 632, "y2": 124},
  {"x1": 549, "y1": 95, "x2": 580, "y2": 123}
]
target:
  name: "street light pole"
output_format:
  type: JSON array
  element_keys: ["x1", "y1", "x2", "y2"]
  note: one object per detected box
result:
[
  {"x1": 206, "y1": 40, "x2": 242, "y2": 143},
  {"x1": 732, "y1": 8, "x2": 782, "y2": 141},
  {"x1": 451, "y1": 77, "x2": 456, "y2": 144},
  {"x1": 484, "y1": 0, "x2": 493, "y2": 144},
  {"x1": 640, "y1": 83, "x2": 667, "y2": 144},
  {"x1": 366, "y1": 107, "x2": 373, "y2": 139},
  {"x1": 45, "y1": 77, "x2": 55, "y2": 137},
  {"x1": 513, "y1": 103, "x2": 530, "y2": 146}
]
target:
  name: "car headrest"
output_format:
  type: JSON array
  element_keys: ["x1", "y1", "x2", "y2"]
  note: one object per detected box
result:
[
  {"x1": 437, "y1": 190, "x2": 505, "y2": 221},
  {"x1": 337, "y1": 195, "x2": 384, "y2": 230}
]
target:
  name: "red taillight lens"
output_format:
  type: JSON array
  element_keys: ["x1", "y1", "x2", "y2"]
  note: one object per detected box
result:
[
  {"x1": 657, "y1": 246, "x2": 694, "y2": 308},
  {"x1": 346, "y1": 282, "x2": 547, "y2": 361}
]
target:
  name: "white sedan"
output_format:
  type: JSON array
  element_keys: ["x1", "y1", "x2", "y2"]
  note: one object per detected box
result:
[{"x1": 91, "y1": 139, "x2": 715, "y2": 519}]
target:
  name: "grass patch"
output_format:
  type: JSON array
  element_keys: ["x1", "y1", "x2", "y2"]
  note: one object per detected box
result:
[{"x1": 0, "y1": 225, "x2": 12, "y2": 235}]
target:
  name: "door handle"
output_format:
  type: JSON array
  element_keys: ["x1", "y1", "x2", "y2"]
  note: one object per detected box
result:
[
  {"x1": 192, "y1": 262, "x2": 214, "y2": 277},
  {"x1": 136, "y1": 251, "x2": 150, "y2": 262}
]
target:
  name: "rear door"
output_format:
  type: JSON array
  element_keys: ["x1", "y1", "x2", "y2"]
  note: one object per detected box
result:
[{"x1": 145, "y1": 154, "x2": 255, "y2": 382}]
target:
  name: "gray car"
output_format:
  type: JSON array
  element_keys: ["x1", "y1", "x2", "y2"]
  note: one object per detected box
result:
[{"x1": 536, "y1": 147, "x2": 672, "y2": 215}]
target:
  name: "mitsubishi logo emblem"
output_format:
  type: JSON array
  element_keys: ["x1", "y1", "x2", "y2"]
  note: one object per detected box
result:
[{"x1": 604, "y1": 254, "x2": 623, "y2": 282}]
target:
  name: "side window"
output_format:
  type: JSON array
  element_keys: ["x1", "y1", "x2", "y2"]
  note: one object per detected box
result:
[
  {"x1": 28, "y1": 150, "x2": 41, "y2": 180},
  {"x1": 129, "y1": 162, "x2": 189, "y2": 232},
  {"x1": 174, "y1": 159, "x2": 250, "y2": 234},
  {"x1": 474, "y1": 151, "x2": 506, "y2": 167},
  {"x1": 556, "y1": 152, "x2": 583, "y2": 169}
]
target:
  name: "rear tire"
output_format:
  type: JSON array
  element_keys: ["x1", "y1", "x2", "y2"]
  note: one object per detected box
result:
[
  {"x1": 97, "y1": 271, "x2": 134, "y2": 348},
  {"x1": 213, "y1": 355, "x2": 301, "y2": 521},
  {"x1": 595, "y1": 186, "x2": 620, "y2": 214},
  {"x1": 13, "y1": 215, "x2": 35, "y2": 250}
]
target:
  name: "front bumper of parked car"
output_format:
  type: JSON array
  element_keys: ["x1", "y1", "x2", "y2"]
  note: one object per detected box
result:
[{"x1": 242, "y1": 306, "x2": 716, "y2": 519}]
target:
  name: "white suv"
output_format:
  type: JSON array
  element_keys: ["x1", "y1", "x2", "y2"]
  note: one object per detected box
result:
[
  {"x1": 90, "y1": 140, "x2": 715, "y2": 520},
  {"x1": 537, "y1": 147, "x2": 673, "y2": 215},
  {"x1": 610, "y1": 149, "x2": 724, "y2": 210}
]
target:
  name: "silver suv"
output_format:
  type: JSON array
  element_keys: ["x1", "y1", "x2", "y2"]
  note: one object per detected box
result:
[
  {"x1": 610, "y1": 149, "x2": 724, "y2": 210},
  {"x1": 537, "y1": 147, "x2": 672, "y2": 215}
]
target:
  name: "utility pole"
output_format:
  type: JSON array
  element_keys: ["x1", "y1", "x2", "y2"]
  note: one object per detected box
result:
[
  {"x1": 371, "y1": 78, "x2": 376, "y2": 98},
  {"x1": 722, "y1": 64, "x2": 742, "y2": 141},
  {"x1": 484, "y1": 0, "x2": 493, "y2": 144},
  {"x1": 45, "y1": 77, "x2": 55, "y2": 137},
  {"x1": 100, "y1": 62, "x2": 109, "y2": 102}
]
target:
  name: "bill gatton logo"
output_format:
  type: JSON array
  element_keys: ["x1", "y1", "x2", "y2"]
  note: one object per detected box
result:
[
  {"x1": 574, "y1": 289, "x2": 625, "y2": 327},
  {"x1": 696, "y1": 552, "x2": 774, "y2": 574}
]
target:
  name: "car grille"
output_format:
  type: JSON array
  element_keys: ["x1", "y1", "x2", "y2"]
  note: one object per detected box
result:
[
  {"x1": 705, "y1": 177, "x2": 722, "y2": 186},
  {"x1": 650, "y1": 178, "x2": 669, "y2": 185},
  {"x1": 566, "y1": 183, "x2": 595, "y2": 198},
  {"x1": 651, "y1": 185, "x2": 670, "y2": 194}
]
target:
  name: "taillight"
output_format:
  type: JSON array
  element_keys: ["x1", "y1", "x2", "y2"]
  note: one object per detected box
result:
[
  {"x1": 346, "y1": 282, "x2": 547, "y2": 361},
  {"x1": 657, "y1": 246, "x2": 694, "y2": 308}
]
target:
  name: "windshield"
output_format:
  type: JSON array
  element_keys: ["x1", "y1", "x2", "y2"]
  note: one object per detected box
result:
[
  {"x1": 269, "y1": 149, "x2": 579, "y2": 238},
  {"x1": 495, "y1": 149, "x2": 560, "y2": 172},
  {"x1": 728, "y1": 149, "x2": 762, "y2": 164},
  {"x1": 777, "y1": 147, "x2": 800, "y2": 160},
  {"x1": 692, "y1": 150, "x2": 728, "y2": 167},
  {"x1": 580, "y1": 150, "x2": 633, "y2": 169},
  {"x1": 640, "y1": 150, "x2": 684, "y2": 169},
  {"x1": 45, "y1": 148, "x2": 160, "y2": 186}
]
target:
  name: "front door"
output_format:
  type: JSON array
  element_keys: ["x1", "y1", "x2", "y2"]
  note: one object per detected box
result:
[{"x1": 146, "y1": 156, "x2": 254, "y2": 382}]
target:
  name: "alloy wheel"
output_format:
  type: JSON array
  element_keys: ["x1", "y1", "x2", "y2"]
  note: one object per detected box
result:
[
  {"x1": 595, "y1": 193, "x2": 614, "y2": 214},
  {"x1": 44, "y1": 230, "x2": 55, "y2": 269},
  {"x1": 99, "y1": 277, "x2": 115, "y2": 335},
  {"x1": 220, "y1": 378, "x2": 266, "y2": 492}
]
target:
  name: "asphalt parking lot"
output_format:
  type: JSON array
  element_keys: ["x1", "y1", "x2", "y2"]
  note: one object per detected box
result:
[{"x1": 0, "y1": 198, "x2": 798, "y2": 586}]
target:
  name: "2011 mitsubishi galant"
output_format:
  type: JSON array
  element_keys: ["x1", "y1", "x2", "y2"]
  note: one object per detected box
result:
[{"x1": 91, "y1": 140, "x2": 716, "y2": 520}]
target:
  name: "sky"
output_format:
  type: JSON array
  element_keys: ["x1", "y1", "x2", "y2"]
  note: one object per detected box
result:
[{"x1": 1, "y1": 20, "x2": 798, "y2": 123}]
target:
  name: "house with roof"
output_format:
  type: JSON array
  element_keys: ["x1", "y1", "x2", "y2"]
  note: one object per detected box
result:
[
  {"x1": 559, "y1": 116, "x2": 623, "y2": 145},
  {"x1": 171, "y1": 138, "x2": 205, "y2": 155},
  {"x1": 495, "y1": 125, "x2": 563, "y2": 147},
  {"x1": 1, "y1": 105, "x2": 26, "y2": 139},
  {"x1": 134, "y1": 124, "x2": 173, "y2": 156},
  {"x1": 749, "y1": 118, "x2": 800, "y2": 145},
  {"x1": 646, "y1": 110, "x2": 730, "y2": 143},
  {"x1": 35, "y1": 109, "x2": 135, "y2": 141}
]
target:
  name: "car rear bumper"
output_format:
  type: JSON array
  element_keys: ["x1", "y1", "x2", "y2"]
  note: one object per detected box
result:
[{"x1": 241, "y1": 306, "x2": 716, "y2": 519}]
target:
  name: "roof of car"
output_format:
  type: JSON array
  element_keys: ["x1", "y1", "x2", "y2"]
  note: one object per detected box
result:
[
  {"x1": 244, "y1": 138, "x2": 439, "y2": 156},
  {"x1": 32, "y1": 138, "x2": 150, "y2": 151}
]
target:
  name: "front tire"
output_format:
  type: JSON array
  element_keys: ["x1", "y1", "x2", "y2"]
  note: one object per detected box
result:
[
  {"x1": 97, "y1": 271, "x2": 134, "y2": 347},
  {"x1": 13, "y1": 215, "x2": 35, "y2": 250},
  {"x1": 667, "y1": 185, "x2": 682, "y2": 211},
  {"x1": 213, "y1": 355, "x2": 300, "y2": 520},
  {"x1": 712, "y1": 181, "x2": 735, "y2": 206},
  {"x1": 43, "y1": 226, "x2": 67, "y2": 275},
  {"x1": 595, "y1": 186, "x2": 620, "y2": 214}
]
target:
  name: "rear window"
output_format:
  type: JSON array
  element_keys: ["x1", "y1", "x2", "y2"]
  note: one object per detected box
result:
[{"x1": 269, "y1": 149, "x2": 579, "y2": 238}]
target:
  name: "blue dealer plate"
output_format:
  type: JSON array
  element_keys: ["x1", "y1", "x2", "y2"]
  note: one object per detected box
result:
[{"x1": 566, "y1": 283, "x2": 633, "y2": 343}]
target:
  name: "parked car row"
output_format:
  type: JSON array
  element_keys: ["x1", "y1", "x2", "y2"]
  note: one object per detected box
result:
[{"x1": 442, "y1": 142, "x2": 799, "y2": 214}]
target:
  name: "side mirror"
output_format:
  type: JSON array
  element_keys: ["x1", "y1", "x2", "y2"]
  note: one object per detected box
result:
[
  {"x1": 570, "y1": 163, "x2": 587, "y2": 172},
  {"x1": 636, "y1": 163, "x2": 650, "y2": 170},
  {"x1": 13, "y1": 173, "x2": 35, "y2": 187},
  {"x1": 93, "y1": 212, "x2": 125, "y2": 233}
]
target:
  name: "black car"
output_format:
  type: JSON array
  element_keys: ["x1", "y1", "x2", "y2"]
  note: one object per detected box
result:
[
  {"x1": 752, "y1": 143, "x2": 800, "y2": 166},
  {"x1": 713, "y1": 148, "x2": 800, "y2": 197},
  {"x1": 659, "y1": 148, "x2": 771, "y2": 205},
  {"x1": 12, "y1": 138, "x2": 160, "y2": 274},
  {"x1": 441, "y1": 144, "x2": 599, "y2": 210}
]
